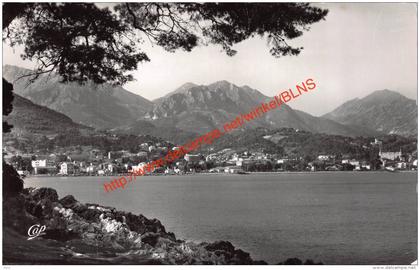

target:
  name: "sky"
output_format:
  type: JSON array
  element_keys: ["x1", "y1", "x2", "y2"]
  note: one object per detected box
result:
[{"x1": 3, "y1": 3, "x2": 417, "y2": 116}]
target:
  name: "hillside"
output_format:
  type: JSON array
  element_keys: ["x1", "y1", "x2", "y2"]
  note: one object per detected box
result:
[
  {"x1": 3, "y1": 65, "x2": 153, "y2": 129},
  {"x1": 207, "y1": 127, "x2": 417, "y2": 160},
  {"x1": 323, "y1": 89, "x2": 417, "y2": 136},
  {"x1": 3, "y1": 94, "x2": 169, "y2": 155},
  {"x1": 5, "y1": 94, "x2": 91, "y2": 137},
  {"x1": 115, "y1": 119, "x2": 199, "y2": 145},
  {"x1": 139, "y1": 81, "x2": 378, "y2": 139}
]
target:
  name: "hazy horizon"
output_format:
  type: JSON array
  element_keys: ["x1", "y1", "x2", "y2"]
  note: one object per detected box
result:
[{"x1": 3, "y1": 2, "x2": 417, "y2": 116}]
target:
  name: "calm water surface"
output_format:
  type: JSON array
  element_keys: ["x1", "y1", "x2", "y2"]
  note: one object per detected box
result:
[{"x1": 25, "y1": 172, "x2": 417, "y2": 264}]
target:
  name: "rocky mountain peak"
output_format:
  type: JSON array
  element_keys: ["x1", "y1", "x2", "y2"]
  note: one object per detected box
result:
[
  {"x1": 323, "y1": 89, "x2": 417, "y2": 136},
  {"x1": 208, "y1": 80, "x2": 235, "y2": 90}
]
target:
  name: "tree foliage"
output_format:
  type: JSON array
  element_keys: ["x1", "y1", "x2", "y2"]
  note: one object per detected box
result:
[
  {"x1": 4, "y1": 3, "x2": 148, "y2": 85},
  {"x1": 3, "y1": 162, "x2": 23, "y2": 197},
  {"x1": 3, "y1": 3, "x2": 328, "y2": 85},
  {"x1": 3, "y1": 79, "x2": 14, "y2": 133}
]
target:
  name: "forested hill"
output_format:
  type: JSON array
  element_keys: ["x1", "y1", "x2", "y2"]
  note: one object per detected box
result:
[{"x1": 207, "y1": 128, "x2": 417, "y2": 160}]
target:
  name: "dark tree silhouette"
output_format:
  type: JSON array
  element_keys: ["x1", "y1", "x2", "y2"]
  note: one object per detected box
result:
[
  {"x1": 3, "y1": 3, "x2": 148, "y2": 85},
  {"x1": 117, "y1": 3, "x2": 328, "y2": 57},
  {"x1": 3, "y1": 79, "x2": 14, "y2": 133},
  {"x1": 3, "y1": 162, "x2": 23, "y2": 197},
  {"x1": 3, "y1": 3, "x2": 328, "y2": 85}
]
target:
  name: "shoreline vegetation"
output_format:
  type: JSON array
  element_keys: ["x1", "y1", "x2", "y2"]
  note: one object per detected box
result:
[{"x1": 4, "y1": 164, "x2": 323, "y2": 265}]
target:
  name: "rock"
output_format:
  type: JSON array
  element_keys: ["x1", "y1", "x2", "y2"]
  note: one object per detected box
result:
[
  {"x1": 4, "y1": 186, "x2": 269, "y2": 265},
  {"x1": 205, "y1": 241, "x2": 235, "y2": 253},
  {"x1": 87, "y1": 224, "x2": 96, "y2": 233},
  {"x1": 29, "y1": 188, "x2": 59, "y2": 202},
  {"x1": 59, "y1": 207, "x2": 75, "y2": 218},
  {"x1": 3, "y1": 193, "x2": 37, "y2": 235},
  {"x1": 230, "y1": 249, "x2": 252, "y2": 264},
  {"x1": 43, "y1": 228, "x2": 78, "y2": 241},
  {"x1": 110, "y1": 241, "x2": 125, "y2": 251},
  {"x1": 99, "y1": 216, "x2": 125, "y2": 233},
  {"x1": 59, "y1": 195, "x2": 78, "y2": 208},
  {"x1": 123, "y1": 213, "x2": 148, "y2": 234},
  {"x1": 132, "y1": 235, "x2": 142, "y2": 248},
  {"x1": 282, "y1": 258, "x2": 303, "y2": 265},
  {"x1": 72, "y1": 203, "x2": 88, "y2": 213},
  {"x1": 84, "y1": 232, "x2": 96, "y2": 240},
  {"x1": 59, "y1": 195, "x2": 90, "y2": 214},
  {"x1": 145, "y1": 218, "x2": 167, "y2": 234},
  {"x1": 25, "y1": 196, "x2": 55, "y2": 218},
  {"x1": 252, "y1": 260, "x2": 269, "y2": 265},
  {"x1": 32, "y1": 201, "x2": 44, "y2": 217},
  {"x1": 76, "y1": 207, "x2": 101, "y2": 222},
  {"x1": 304, "y1": 259, "x2": 323, "y2": 265},
  {"x1": 166, "y1": 232, "x2": 176, "y2": 241},
  {"x1": 141, "y1": 232, "x2": 161, "y2": 247},
  {"x1": 204, "y1": 241, "x2": 255, "y2": 264}
]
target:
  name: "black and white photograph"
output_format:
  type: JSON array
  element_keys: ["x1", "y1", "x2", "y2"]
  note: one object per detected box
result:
[{"x1": 1, "y1": 1, "x2": 418, "y2": 267}]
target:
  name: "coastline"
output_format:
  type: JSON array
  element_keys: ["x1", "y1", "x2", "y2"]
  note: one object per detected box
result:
[
  {"x1": 3, "y1": 187, "x2": 264, "y2": 264},
  {"x1": 25, "y1": 169, "x2": 418, "y2": 178},
  {"x1": 3, "y1": 185, "x2": 323, "y2": 265}
]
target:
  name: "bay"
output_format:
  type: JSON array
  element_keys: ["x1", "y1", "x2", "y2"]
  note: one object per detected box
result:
[{"x1": 24, "y1": 171, "x2": 417, "y2": 264}]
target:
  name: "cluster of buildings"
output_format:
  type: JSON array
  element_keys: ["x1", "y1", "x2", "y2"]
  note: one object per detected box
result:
[
  {"x1": 4, "y1": 138, "x2": 418, "y2": 176},
  {"x1": 4, "y1": 141, "x2": 170, "y2": 176},
  {"x1": 204, "y1": 147, "x2": 416, "y2": 173}
]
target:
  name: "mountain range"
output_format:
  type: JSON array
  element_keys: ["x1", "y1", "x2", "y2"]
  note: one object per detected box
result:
[
  {"x1": 145, "y1": 81, "x2": 378, "y2": 139},
  {"x1": 323, "y1": 89, "x2": 417, "y2": 137},
  {"x1": 3, "y1": 65, "x2": 153, "y2": 129},
  {"x1": 3, "y1": 65, "x2": 417, "y2": 144}
]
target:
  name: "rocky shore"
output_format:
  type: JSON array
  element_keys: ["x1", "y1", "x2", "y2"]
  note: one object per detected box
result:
[
  {"x1": 4, "y1": 186, "x2": 269, "y2": 264},
  {"x1": 3, "y1": 163, "x2": 321, "y2": 265}
]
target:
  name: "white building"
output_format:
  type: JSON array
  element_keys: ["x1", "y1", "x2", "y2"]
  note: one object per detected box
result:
[
  {"x1": 224, "y1": 166, "x2": 243, "y2": 174},
  {"x1": 131, "y1": 162, "x2": 146, "y2": 172},
  {"x1": 206, "y1": 154, "x2": 218, "y2": 162},
  {"x1": 107, "y1": 164, "x2": 114, "y2": 173},
  {"x1": 86, "y1": 164, "x2": 97, "y2": 174},
  {"x1": 318, "y1": 155, "x2": 332, "y2": 161},
  {"x1": 379, "y1": 148, "x2": 402, "y2": 161},
  {"x1": 60, "y1": 162, "x2": 76, "y2": 175},
  {"x1": 236, "y1": 159, "x2": 244, "y2": 166},
  {"x1": 371, "y1": 138, "x2": 382, "y2": 146},
  {"x1": 361, "y1": 164, "x2": 371, "y2": 170},
  {"x1": 139, "y1": 143, "x2": 149, "y2": 151},
  {"x1": 230, "y1": 153, "x2": 240, "y2": 161},
  {"x1": 31, "y1": 159, "x2": 55, "y2": 174},
  {"x1": 349, "y1": 160, "x2": 361, "y2": 170},
  {"x1": 276, "y1": 159, "x2": 288, "y2": 164},
  {"x1": 32, "y1": 159, "x2": 47, "y2": 168}
]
